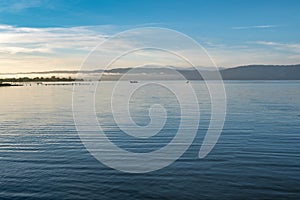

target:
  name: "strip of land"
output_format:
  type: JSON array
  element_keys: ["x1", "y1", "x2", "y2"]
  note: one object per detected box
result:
[{"x1": 1, "y1": 64, "x2": 300, "y2": 82}]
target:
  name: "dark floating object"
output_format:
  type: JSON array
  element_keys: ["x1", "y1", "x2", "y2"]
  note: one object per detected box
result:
[
  {"x1": 0, "y1": 83, "x2": 23, "y2": 87},
  {"x1": 43, "y1": 83, "x2": 91, "y2": 86},
  {"x1": 130, "y1": 80, "x2": 139, "y2": 83},
  {"x1": 186, "y1": 80, "x2": 190, "y2": 83},
  {"x1": 0, "y1": 83, "x2": 12, "y2": 87}
]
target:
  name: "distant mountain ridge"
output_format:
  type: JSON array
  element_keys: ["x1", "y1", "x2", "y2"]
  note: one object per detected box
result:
[
  {"x1": 179, "y1": 64, "x2": 300, "y2": 80},
  {"x1": 2, "y1": 64, "x2": 300, "y2": 80},
  {"x1": 220, "y1": 65, "x2": 300, "y2": 80}
]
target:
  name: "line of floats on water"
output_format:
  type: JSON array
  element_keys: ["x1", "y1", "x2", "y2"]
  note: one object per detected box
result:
[
  {"x1": 0, "y1": 82, "x2": 92, "y2": 87},
  {"x1": 1, "y1": 80, "x2": 190, "y2": 87}
]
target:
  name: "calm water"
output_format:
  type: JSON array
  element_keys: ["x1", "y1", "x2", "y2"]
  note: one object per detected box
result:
[{"x1": 0, "y1": 81, "x2": 299, "y2": 199}]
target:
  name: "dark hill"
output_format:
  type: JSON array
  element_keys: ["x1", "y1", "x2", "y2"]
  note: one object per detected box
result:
[{"x1": 220, "y1": 65, "x2": 300, "y2": 80}]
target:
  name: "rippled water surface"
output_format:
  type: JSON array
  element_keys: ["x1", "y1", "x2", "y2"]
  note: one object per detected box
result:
[{"x1": 0, "y1": 81, "x2": 299, "y2": 199}]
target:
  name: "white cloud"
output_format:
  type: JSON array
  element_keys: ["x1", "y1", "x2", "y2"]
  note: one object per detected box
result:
[
  {"x1": 0, "y1": 45, "x2": 51, "y2": 54},
  {"x1": 254, "y1": 41, "x2": 300, "y2": 53},
  {"x1": 0, "y1": 0, "x2": 49, "y2": 12},
  {"x1": 0, "y1": 24, "x2": 114, "y2": 72},
  {"x1": 232, "y1": 25, "x2": 277, "y2": 30},
  {"x1": 192, "y1": 38, "x2": 300, "y2": 67},
  {"x1": 0, "y1": 25, "x2": 110, "y2": 51},
  {"x1": 207, "y1": 47, "x2": 297, "y2": 67}
]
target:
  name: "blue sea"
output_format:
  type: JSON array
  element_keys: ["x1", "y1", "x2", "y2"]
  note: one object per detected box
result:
[{"x1": 0, "y1": 81, "x2": 299, "y2": 199}]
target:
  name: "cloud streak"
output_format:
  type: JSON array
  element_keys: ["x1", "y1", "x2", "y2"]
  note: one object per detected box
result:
[
  {"x1": 254, "y1": 41, "x2": 300, "y2": 53},
  {"x1": 0, "y1": 0, "x2": 46, "y2": 12},
  {"x1": 0, "y1": 25, "x2": 111, "y2": 53},
  {"x1": 0, "y1": 24, "x2": 115, "y2": 73},
  {"x1": 232, "y1": 25, "x2": 277, "y2": 30}
]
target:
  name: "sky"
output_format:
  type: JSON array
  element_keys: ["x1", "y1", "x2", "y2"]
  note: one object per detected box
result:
[{"x1": 0, "y1": 0, "x2": 300, "y2": 73}]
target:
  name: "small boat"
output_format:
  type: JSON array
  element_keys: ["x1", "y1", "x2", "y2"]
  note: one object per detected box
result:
[
  {"x1": 186, "y1": 80, "x2": 190, "y2": 83},
  {"x1": 130, "y1": 80, "x2": 139, "y2": 83}
]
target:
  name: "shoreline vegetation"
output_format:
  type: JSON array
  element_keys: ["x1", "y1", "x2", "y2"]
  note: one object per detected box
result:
[
  {"x1": 0, "y1": 76, "x2": 82, "y2": 83},
  {"x1": 0, "y1": 76, "x2": 84, "y2": 87}
]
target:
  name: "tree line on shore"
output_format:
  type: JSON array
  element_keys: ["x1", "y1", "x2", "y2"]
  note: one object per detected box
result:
[{"x1": 0, "y1": 76, "x2": 83, "y2": 82}]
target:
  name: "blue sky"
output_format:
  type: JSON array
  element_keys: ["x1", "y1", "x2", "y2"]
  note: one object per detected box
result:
[{"x1": 0, "y1": 0, "x2": 300, "y2": 73}]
